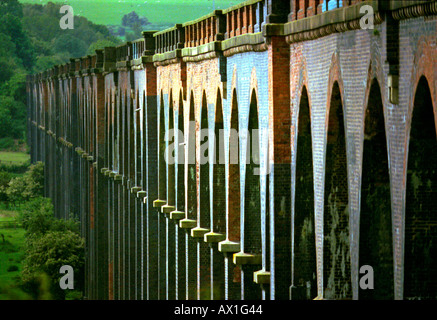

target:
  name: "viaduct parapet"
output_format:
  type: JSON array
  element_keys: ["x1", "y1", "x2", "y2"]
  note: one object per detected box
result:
[{"x1": 26, "y1": 0, "x2": 437, "y2": 300}]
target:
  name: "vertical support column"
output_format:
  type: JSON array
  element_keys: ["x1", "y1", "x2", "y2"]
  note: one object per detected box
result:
[
  {"x1": 145, "y1": 61, "x2": 159, "y2": 300},
  {"x1": 266, "y1": 0, "x2": 290, "y2": 23},
  {"x1": 268, "y1": 35, "x2": 291, "y2": 300},
  {"x1": 93, "y1": 64, "x2": 109, "y2": 299}
]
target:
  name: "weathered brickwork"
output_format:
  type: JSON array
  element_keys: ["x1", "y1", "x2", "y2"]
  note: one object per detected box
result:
[{"x1": 26, "y1": 0, "x2": 437, "y2": 300}]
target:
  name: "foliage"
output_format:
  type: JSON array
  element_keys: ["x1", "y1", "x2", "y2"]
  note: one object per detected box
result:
[
  {"x1": 22, "y1": 2, "x2": 121, "y2": 70},
  {"x1": 0, "y1": 95, "x2": 26, "y2": 139},
  {"x1": 21, "y1": 230, "x2": 84, "y2": 299},
  {"x1": 0, "y1": 1, "x2": 121, "y2": 147},
  {"x1": 122, "y1": 11, "x2": 150, "y2": 28},
  {"x1": 19, "y1": 197, "x2": 80, "y2": 237},
  {"x1": 0, "y1": 171, "x2": 12, "y2": 203},
  {"x1": 17, "y1": 195, "x2": 83, "y2": 300},
  {"x1": 0, "y1": 0, "x2": 34, "y2": 70},
  {"x1": 6, "y1": 162, "x2": 43, "y2": 204},
  {"x1": 18, "y1": 197, "x2": 54, "y2": 236},
  {"x1": 87, "y1": 38, "x2": 119, "y2": 55}
]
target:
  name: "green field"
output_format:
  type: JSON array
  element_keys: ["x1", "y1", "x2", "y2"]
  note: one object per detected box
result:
[
  {"x1": 19, "y1": 0, "x2": 242, "y2": 27},
  {"x1": 0, "y1": 210, "x2": 26, "y2": 300},
  {"x1": 0, "y1": 152, "x2": 30, "y2": 166}
]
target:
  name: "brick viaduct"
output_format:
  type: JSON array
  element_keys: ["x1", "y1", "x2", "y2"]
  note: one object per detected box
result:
[{"x1": 26, "y1": 0, "x2": 437, "y2": 300}]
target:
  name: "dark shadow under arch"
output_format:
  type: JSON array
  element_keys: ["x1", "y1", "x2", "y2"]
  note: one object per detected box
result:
[
  {"x1": 405, "y1": 76, "x2": 437, "y2": 299},
  {"x1": 244, "y1": 90, "x2": 261, "y2": 255},
  {"x1": 158, "y1": 93, "x2": 166, "y2": 200},
  {"x1": 168, "y1": 91, "x2": 175, "y2": 206},
  {"x1": 323, "y1": 81, "x2": 351, "y2": 299},
  {"x1": 359, "y1": 79, "x2": 393, "y2": 300},
  {"x1": 199, "y1": 91, "x2": 210, "y2": 229},
  {"x1": 177, "y1": 91, "x2": 185, "y2": 211},
  {"x1": 293, "y1": 86, "x2": 317, "y2": 300},
  {"x1": 213, "y1": 89, "x2": 226, "y2": 233},
  {"x1": 187, "y1": 92, "x2": 197, "y2": 220},
  {"x1": 228, "y1": 89, "x2": 240, "y2": 242}
]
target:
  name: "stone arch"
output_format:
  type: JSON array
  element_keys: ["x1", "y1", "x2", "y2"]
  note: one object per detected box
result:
[
  {"x1": 409, "y1": 39, "x2": 437, "y2": 132},
  {"x1": 293, "y1": 85, "x2": 317, "y2": 300},
  {"x1": 323, "y1": 80, "x2": 351, "y2": 300},
  {"x1": 359, "y1": 78, "x2": 393, "y2": 300},
  {"x1": 404, "y1": 75, "x2": 437, "y2": 299}
]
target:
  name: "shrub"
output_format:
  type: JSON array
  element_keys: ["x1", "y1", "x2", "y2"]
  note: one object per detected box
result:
[
  {"x1": 21, "y1": 230, "x2": 84, "y2": 300},
  {"x1": 6, "y1": 161, "x2": 44, "y2": 204},
  {"x1": 0, "y1": 170, "x2": 12, "y2": 202}
]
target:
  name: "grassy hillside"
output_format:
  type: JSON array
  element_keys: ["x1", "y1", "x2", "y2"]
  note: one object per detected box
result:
[
  {"x1": 0, "y1": 210, "x2": 26, "y2": 300},
  {"x1": 0, "y1": 152, "x2": 30, "y2": 166},
  {"x1": 19, "y1": 0, "x2": 242, "y2": 27}
]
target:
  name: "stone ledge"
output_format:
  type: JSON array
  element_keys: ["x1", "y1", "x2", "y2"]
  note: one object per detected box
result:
[
  {"x1": 282, "y1": 1, "x2": 382, "y2": 44},
  {"x1": 204, "y1": 232, "x2": 226, "y2": 243},
  {"x1": 253, "y1": 270, "x2": 270, "y2": 284},
  {"x1": 179, "y1": 218, "x2": 197, "y2": 229},
  {"x1": 191, "y1": 227, "x2": 210, "y2": 238},
  {"x1": 153, "y1": 199, "x2": 167, "y2": 208},
  {"x1": 170, "y1": 211, "x2": 185, "y2": 220},
  {"x1": 218, "y1": 240, "x2": 240, "y2": 253},
  {"x1": 181, "y1": 41, "x2": 221, "y2": 58},
  {"x1": 137, "y1": 190, "x2": 147, "y2": 199},
  {"x1": 131, "y1": 186, "x2": 142, "y2": 194},
  {"x1": 221, "y1": 32, "x2": 265, "y2": 52},
  {"x1": 114, "y1": 174, "x2": 123, "y2": 181},
  {"x1": 233, "y1": 252, "x2": 262, "y2": 265},
  {"x1": 161, "y1": 204, "x2": 176, "y2": 214},
  {"x1": 153, "y1": 49, "x2": 182, "y2": 63}
]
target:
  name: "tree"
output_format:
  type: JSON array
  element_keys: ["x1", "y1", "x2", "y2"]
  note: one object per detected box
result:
[
  {"x1": 0, "y1": 171, "x2": 12, "y2": 203},
  {"x1": 0, "y1": 95, "x2": 26, "y2": 139},
  {"x1": 0, "y1": 0, "x2": 24, "y2": 19},
  {"x1": 53, "y1": 34, "x2": 88, "y2": 59},
  {"x1": 19, "y1": 197, "x2": 54, "y2": 236},
  {"x1": 87, "y1": 38, "x2": 119, "y2": 55},
  {"x1": 122, "y1": 11, "x2": 150, "y2": 28},
  {"x1": 0, "y1": 1, "x2": 35, "y2": 70},
  {"x1": 0, "y1": 33, "x2": 20, "y2": 83},
  {"x1": 6, "y1": 162, "x2": 44, "y2": 204},
  {"x1": 18, "y1": 196, "x2": 84, "y2": 300},
  {"x1": 21, "y1": 230, "x2": 84, "y2": 300}
]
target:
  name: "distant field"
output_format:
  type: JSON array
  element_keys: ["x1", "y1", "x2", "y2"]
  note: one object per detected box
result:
[
  {"x1": 19, "y1": 0, "x2": 242, "y2": 27},
  {"x1": 0, "y1": 152, "x2": 30, "y2": 166}
]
